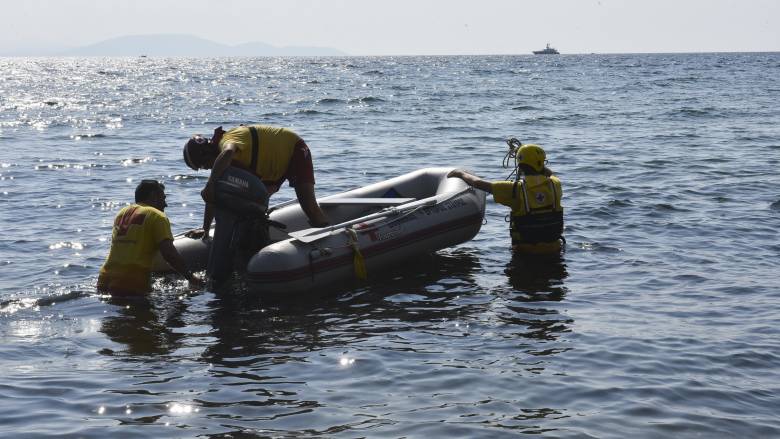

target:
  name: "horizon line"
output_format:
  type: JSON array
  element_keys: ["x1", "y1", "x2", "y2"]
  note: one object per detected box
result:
[{"x1": 2, "y1": 50, "x2": 779, "y2": 58}]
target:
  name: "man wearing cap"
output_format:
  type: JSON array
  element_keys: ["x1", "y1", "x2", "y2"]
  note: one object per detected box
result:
[
  {"x1": 98, "y1": 180, "x2": 202, "y2": 296},
  {"x1": 183, "y1": 125, "x2": 329, "y2": 238}
]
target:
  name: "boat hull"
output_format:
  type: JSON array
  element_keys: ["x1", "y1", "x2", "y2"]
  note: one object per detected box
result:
[{"x1": 154, "y1": 167, "x2": 486, "y2": 295}]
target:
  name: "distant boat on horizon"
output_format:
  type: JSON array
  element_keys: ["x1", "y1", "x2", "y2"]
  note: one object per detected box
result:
[{"x1": 533, "y1": 43, "x2": 560, "y2": 55}]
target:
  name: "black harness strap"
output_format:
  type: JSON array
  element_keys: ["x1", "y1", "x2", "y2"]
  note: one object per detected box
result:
[
  {"x1": 509, "y1": 176, "x2": 564, "y2": 244},
  {"x1": 511, "y1": 210, "x2": 564, "y2": 244},
  {"x1": 248, "y1": 126, "x2": 259, "y2": 173}
]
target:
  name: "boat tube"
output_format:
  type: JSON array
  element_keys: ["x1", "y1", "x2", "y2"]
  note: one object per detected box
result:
[{"x1": 153, "y1": 167, "x2": 486, "y2": 295}]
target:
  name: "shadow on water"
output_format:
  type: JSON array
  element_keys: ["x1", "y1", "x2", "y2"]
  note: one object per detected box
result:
[
  {"x1": 94, "y1": 250, "x2": 484, "y2": 361},
  {"x1": 503, "y1": 252, "x2": 569, "y2": 300},
  {"x1": 94, "y1": 250, "x2": 572, "y2": 360},
  {"x1": 495, "y1": 252, "x2": 572, "y2": 344},
  {"x1": 200, "y1": 249, "x2": 484, "y2": 365},
  {"x1": 99, "y1": 293, "x2": 189, "y2": 356},
  {"x1": 90, "y1": 250, "x2": 578, "y2": 436}
]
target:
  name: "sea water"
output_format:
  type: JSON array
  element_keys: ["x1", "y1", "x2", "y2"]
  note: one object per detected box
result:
[{"x1": 1, "y1": 54, "x2": 779, "y2": 437}]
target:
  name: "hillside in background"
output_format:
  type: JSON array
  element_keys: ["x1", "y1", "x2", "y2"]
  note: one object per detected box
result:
[{"x1": 2, "y1": 34, "x2": 347, "y2": 57}]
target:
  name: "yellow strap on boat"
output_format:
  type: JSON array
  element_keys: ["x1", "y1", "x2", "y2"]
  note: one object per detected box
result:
[{"x1": 346, "y1": 228, "x2": 367, "y2": 280}]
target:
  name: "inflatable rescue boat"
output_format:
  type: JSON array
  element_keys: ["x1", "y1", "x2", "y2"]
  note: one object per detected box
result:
[{"x1": 154, "y1": 167, "x2": 486, "y2": 295}]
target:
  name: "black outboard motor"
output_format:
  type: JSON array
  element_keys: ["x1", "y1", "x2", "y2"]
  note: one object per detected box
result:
[{"x1": 207, "y1": 166, "x2": 269, "y2": 283}]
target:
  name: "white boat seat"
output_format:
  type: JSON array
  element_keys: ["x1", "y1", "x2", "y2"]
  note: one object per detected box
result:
[{"x1": 319, "y1": 197, "x2": 416, "y2": 206}]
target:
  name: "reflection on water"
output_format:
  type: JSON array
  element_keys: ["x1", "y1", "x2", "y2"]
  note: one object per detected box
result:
[
  {"x1": 96, "y1": 248, "x2": 571, "y2": 365},
  {"x1": 504, "y1": 251, "x2": 569, "y2": 300},
  {"x1": 202, "y1": 250, "x2": 485, "y2": 365},
  {"x1": 85, "y1": 239, "x2": 579, "y2": 436},
  {"x1": 100, "y1": 293, "x2": 188, "y2": 356},
  {"x1": 497, "y1": 252, "x2": 572, "y2": 347}
]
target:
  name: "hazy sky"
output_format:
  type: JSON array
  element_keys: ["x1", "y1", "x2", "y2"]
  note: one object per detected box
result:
[{"x1": 3, "y1": 0, "x2": 779, "y2": 54}]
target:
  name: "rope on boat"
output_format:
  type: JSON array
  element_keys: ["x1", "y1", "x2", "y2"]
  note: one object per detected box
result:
[{"x1": 346, "y1": 228, "x2": 367, "y2": 280}]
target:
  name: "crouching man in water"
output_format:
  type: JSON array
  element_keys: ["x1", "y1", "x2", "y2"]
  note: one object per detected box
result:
[
  {"x1": 182, "y1": 125, "x2": 329, "y2": 238},
  {"x1": 98, "y1": 180, "x2": 203, "y2": 296},
  {"x1": 448, "y1": 143, "x2": 564, "y2": 254}
]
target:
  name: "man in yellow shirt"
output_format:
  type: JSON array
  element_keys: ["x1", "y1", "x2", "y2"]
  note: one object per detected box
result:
[
  {"x1": 448, "y1": 143, "x2": 564, "y2": 254},
  {"x1": 182, "y1": 125, "x2": 328, "y2": 238},
  {"x1": 98, "y1": 180, "x2": 202, "y2": 296}
]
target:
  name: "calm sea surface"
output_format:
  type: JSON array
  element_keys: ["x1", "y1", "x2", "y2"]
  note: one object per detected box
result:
[{"x1": 1, "y1": 54, "x2": 779, "y2": 438}]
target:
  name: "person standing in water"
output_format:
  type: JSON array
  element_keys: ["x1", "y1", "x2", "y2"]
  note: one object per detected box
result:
[
  {"x1": 448, "y1": 141, "x2": 564, "y2": 254},
  {"x1": 98, "y1": 180, "x2": 202, "y2": 296}
]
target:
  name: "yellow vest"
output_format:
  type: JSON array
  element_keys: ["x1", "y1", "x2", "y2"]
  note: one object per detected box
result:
[
  {"x1": 492, "y1": 175, "x2": 564, "y2": 251},
  {"x1": 219, "y1": 125, "x2": 299, "y2": 182},
  {"x1": 98, "y1": 203, "x2": 173, "y2": 294},
  {"x1": 492, "y1": 175, "x2": 562, "y2": 215}
]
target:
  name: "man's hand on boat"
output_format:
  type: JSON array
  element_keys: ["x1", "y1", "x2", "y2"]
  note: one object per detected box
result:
[
  {"x1": 184, "y1": 228, "x2": 209, "y2": 241},
  {"x1": 447, "y1": 169, "x2": 466, "y2": 179},
  {"x1": 447, "y1": 169, "x2": 493, "y2": 193}
]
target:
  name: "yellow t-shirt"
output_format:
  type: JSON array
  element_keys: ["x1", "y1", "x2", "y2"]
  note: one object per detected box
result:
[
  {"x1": 219, "y1": 125, "x2": 300, "y2": 182},
  {"x1": 97, "y1": 203, "x2": 173, "y2": 295}
]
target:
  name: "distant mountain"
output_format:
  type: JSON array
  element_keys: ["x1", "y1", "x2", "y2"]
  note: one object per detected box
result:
[{"x1": 2, "y1": 34, "x2": 347, "y2": 57}]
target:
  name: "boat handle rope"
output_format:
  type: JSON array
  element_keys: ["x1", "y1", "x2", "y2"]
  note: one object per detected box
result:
[{"x1": 346, "y1": 228, "x2": 368, "y2": 280}]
